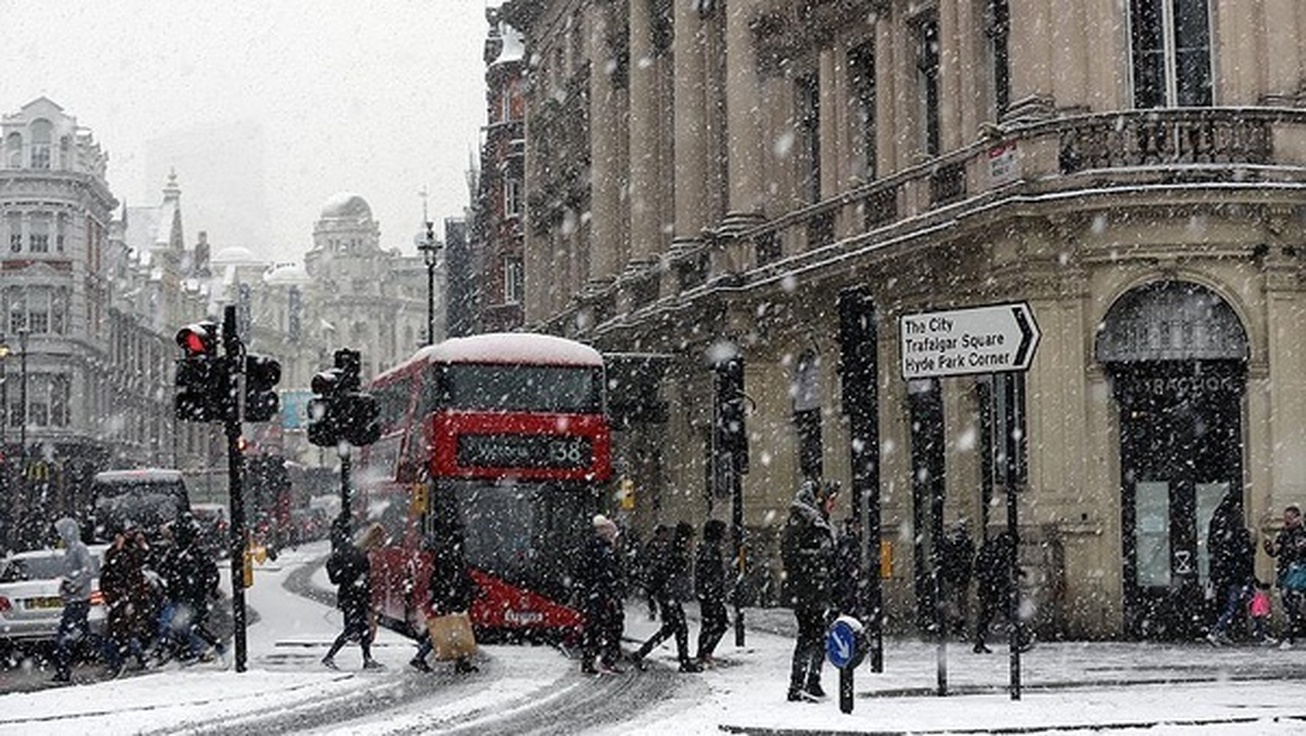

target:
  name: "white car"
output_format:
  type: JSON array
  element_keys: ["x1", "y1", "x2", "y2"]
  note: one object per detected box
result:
[{"x1": 0, "y1": 545, "x2": 108, "y2": 645}]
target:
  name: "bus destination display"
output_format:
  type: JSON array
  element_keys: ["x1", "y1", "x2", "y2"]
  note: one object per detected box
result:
[{"x1": 456, "y1": 434, "x2": 594, "y2": 470}]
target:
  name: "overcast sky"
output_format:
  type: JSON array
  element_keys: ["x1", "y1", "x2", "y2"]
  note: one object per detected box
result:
[{"x1": 1, "y1": 1, "x2": 489, "y2": 263}]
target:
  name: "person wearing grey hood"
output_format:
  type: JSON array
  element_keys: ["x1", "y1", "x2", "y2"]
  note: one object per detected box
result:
[
  {"x1": 52, "y1": 517, "x2": 94, "y2": 683},
  {"x1": 780, "y1": 479, "x2": 837, "y2": 702}
]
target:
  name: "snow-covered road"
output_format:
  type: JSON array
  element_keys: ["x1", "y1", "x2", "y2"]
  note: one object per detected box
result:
[{"x1": 3, "y1": 543, "x2": 1306, "y2": 735}]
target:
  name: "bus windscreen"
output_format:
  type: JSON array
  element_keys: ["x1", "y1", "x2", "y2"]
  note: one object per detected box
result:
[{"x1": 440, "y1": 364, "x2": 601, "y2": 413}]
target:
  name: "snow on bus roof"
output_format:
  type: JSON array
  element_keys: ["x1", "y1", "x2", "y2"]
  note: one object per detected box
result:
[
  {"x1": 93, "y1": 468, "x2": 184, "y2": 483},
  {"x1": 375, "y1": 333, "x2": 603, "y2": 383}
]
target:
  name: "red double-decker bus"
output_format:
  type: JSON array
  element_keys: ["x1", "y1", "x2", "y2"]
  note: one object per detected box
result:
[{"x1": 359, "y1": 333, "x2": 611, "y2": 641}]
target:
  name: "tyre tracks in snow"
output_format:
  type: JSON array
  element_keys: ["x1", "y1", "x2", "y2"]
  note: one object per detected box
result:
[{"x1": 142, "y1": 556, "x2": 679, "y2": 735}]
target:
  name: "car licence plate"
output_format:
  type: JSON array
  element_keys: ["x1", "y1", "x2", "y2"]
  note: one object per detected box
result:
[{"x1": 27, "y1": 596, "x2": 63, "y2": 610}]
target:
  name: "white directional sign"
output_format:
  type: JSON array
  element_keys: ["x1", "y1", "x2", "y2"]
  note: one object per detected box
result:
[{"x1": 899, "y1": 302, "x2": 1041, "y2": 380}]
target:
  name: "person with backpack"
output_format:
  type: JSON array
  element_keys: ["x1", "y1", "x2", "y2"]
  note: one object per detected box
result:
[{"x1": 323, "y1": 522, "x2": 385, "y2": 670}]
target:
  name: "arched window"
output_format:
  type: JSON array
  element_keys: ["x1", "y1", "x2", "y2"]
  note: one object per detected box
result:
[
  {"x1": 60, "y1": 136, "x2": 71, "y2": 169},
  {"x1": 6, "y1": 211, "x2": 21, "y2": 252},
  {"x1": 29, "y1": 212, "x2": 50, "y2": 253},
  {"x1": 6, "y1": 132, "x2": 22, "y2": 168},
  {"x1": 55, "y1": 212, "x2": 68, "y2": 252},
  {"x1": 30, "y1": 119, "x2": 52, "y2": 169}
]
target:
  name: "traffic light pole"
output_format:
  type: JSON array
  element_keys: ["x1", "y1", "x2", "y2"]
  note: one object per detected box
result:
[
  {"x1": 223, "y1": 305, "x2": 249, "y2": 673},
  {"x1": 339, "y1": 447, "x2": 351, "y2": 525}
]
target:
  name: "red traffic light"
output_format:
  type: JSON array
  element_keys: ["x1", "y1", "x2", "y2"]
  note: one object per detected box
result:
[{"x1": 175, "y1": 322, "x2": 219, "y2": 356}]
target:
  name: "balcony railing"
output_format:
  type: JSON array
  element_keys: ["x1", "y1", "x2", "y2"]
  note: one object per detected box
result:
[
  {"x1": 585, "y1": 107, "x2": 1306, "y2": 337},
  {"x1": 725, "y1": 107, "x2": 1306, "y2": 288}
]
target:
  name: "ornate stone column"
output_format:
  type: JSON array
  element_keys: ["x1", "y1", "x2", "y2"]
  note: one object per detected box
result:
[
  {"x1": 672, "y1": 0, "x2": 709, "y2": 249},
  {"x1": 627, "y1": 0, "x2": 660, "y2": 269},
  {"x1": 722, "y1": 0, "x2": 765, "y2": 231},
  {"x1": 587, "y1": 2, "x2": 625, "y2": 292},
  {"x1": 1003, "y1": 0, "x2": 1055, "y2": 122}
]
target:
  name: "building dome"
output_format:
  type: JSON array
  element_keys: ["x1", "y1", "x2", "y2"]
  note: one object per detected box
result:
[
  {"x1": 321, "y1": 192, "x2": 373, "y2": 222},
  {"x1": 211, "y1": 245, "x2": 260, "y2": 265},
  {"x1": 264, "y1": 261, "x2": 311, "y2": 286}
]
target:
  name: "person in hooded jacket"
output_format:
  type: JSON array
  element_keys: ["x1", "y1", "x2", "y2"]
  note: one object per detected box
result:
[
  {"x1": 576, "y1": 514, "x2": 626, "y2": 674},
  {"x1": 780, "y1": 480, "x2": 837, "y2": 702},
  {"x1": 695, "y1": 519, "x2": 729, "y2": 666},
  {"x1": 52, "y1": 517, "x2": 94, "y2": 683},
  {"x1": 631, "y1": 521, "x2": 701, "y2": 672}
]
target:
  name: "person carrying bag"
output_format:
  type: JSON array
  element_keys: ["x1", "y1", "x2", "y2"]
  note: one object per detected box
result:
[{"x1": 414, "y1": 521, "x2": 479, "y2": 673}]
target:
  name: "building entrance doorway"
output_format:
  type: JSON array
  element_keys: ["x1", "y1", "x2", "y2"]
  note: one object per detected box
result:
[{"x1": 1097, "y1": 281, "x2": 1248, "y2": 640}]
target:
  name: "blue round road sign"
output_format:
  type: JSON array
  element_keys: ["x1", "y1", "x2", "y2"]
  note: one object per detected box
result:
[{"x1": 826, "y1": 615, "x2": 864, "y2": 670}]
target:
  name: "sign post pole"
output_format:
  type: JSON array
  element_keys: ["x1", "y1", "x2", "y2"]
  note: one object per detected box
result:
[
  {"x1": 826, "y1": 615, "x2": 865, "y2": 714},
  {"x1": 898, "y1": 302, "x2": 1040, "y2": 700}
]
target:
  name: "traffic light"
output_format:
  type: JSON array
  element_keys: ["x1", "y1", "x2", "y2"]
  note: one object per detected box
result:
[
  {"x1": 307, "y1": 368, "x2": 344, "y2": 447},
  {"x1": 245, "y1": 354, "x2": 282, "y2": 422},
  {"x1": 175, "y1": 321, "x2": 232, "y2": 422},
  {"x1": 714, "y1": 356, "x2": 748, "y2": 473},
  {"x1": 307, "y1": 349, "x2": 381, "y2": 447}
]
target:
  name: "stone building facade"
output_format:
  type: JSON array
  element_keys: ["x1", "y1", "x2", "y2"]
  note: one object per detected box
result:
[
  {"x1": 501, "y1": 0, "x2": 1306, "y2": 638},
  {"x1": 0, "y1": 98, "x2": 119, "y2": 546},
  {"x1": 471, "y1": 7, "x2": 529, "y2": 334}
]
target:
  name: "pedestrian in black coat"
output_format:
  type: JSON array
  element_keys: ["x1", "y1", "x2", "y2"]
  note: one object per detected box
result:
[
  {"x1": 101, "y1": 527, "x2": 154, "y2": 674},
  {"x1": 1207, "y1": 495, "x2": 1245, "y2": 609},
  {"x1": 781, "y1": 479, "x2": 837, "y2": 702},
  {"x1": 1207, "y1": 524, "x2": 1256, "y2": 644},
  {"x1": 940, "y1": 521, "x2": 975, "y2": 638},
  {"x1": 972, "y1": 531, "x2": 1029, "y2": 653},
  {"x1": 577, "y1": 514, "x2": 626, "y2": 674},
  {"x1": 159, "y1": 517, "x2": 225, "y2": 662},
  {"x1": 633, "y1": 521, "x2": 701, "y2": 672},
  {"x1": 695, "y1": 519, "x2": 729, "y2": 665},
  {"x1": 323, "y1": 523, "x2": 384, "y2": 670},
  {"x1": 411, "y1": 523, "x2": 479, "y2": 673}
]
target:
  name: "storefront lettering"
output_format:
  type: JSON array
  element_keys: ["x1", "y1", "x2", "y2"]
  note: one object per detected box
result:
[{"x1": 1140, "y1": 374, "x2": 1239, "y2": 397}]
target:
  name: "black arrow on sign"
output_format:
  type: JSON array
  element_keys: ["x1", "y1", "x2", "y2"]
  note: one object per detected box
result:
[{"x1": 1012, "y1": 306, "x2": 1035, "y2": 368}]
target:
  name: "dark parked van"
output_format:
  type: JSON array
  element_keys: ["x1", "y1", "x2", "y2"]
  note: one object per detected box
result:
[{"x1": 90, "y1": 468, "x2": 192, "y2": 542}]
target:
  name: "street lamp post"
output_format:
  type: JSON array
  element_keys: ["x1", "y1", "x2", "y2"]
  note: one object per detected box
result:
[
  {"x1": 0, "y1": 332, "x2": 9, "y2": 457},
  {"x1": 417, "y1": 220, "x2": 440, "y2": 346},
  {"x1": 0, "y1": 333, "x2": 9, "y2": 550},
  {"x1": 17, "y1": 329, "x2": 28, "y2": 549}
]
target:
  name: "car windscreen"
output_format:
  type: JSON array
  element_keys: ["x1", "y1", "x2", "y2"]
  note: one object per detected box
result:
[
  {"x1": 0, "y1": 556, "x2": 64, "y2": 582},
  {"x1": 91, "y1": 480, "x2": 188, "y2": 539}
]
